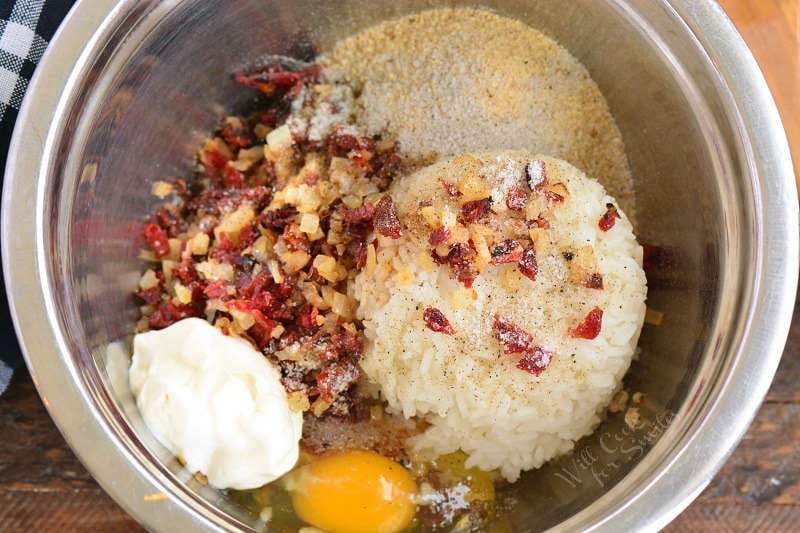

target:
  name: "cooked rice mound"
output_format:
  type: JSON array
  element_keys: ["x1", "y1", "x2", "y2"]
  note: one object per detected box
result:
[{"x1": 353, "y1": 151, "x2": 647, "y2": 481}]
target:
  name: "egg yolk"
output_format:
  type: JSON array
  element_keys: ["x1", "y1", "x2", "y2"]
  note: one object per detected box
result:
[{"x1": 290, "y1": 449, "x2": 417, "y2": 533}]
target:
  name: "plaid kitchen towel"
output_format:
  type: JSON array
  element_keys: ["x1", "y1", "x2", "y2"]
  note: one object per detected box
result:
[{"x1": 1, "y1": 0, "x2": 76, "y2": 394}]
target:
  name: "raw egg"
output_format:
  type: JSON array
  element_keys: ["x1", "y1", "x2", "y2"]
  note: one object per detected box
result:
[{"x1": 290, "y1": 449, "x2": 417, "y2": 533}]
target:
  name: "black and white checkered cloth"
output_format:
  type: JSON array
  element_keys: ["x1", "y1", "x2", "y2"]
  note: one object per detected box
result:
[{"x1": 1, "y1": 0, "x2": 75, "y2": 394}]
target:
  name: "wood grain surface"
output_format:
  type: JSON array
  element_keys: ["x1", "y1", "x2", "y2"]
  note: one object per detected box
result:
[{"x1": 0, "y1": 1, "x2": 797, "y2": 531}]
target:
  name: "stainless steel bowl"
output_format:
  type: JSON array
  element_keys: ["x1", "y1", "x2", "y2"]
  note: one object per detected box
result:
[{"x1": 3, "y1": 0, "x2": 797, "y2": 530}]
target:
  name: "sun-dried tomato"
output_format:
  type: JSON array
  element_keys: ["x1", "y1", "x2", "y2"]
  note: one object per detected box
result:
[
  {"x1": 211, "y1": 233, "x2": 242, "y2": 266},
  {"x1": 489, "y1": 240, "x2": 524, "y2": 264},
  {"x1": 296, "y1": 305, "x2": 320, "y2": 331},
  {"x1": 148, "y1": 301, "x2": 202, "y2": 330},
  {"x1": 429, "y1": 226, "x2": 451, "y2": 246},
  {"x1": 571, "y1": 307, "x2": 603, "y2": 339},
  {"x1": 525, "y1": 160, "x2": 547, "y2": 191},
  {"x1": 342, "y1": 202, "x2": 375, "y2": 223},
  {"x1": 442, "y1": 181, "x2": 461, "y2": 197},
  {"x1": 220, "y1": 120, "x2": 255, "y2": 149},
  {"x1": 223, "y1": 165, "x2": 245, "y2": 189},
  {"x1": 599, "y1": 203, "x2": 620, "y2": 231},
  {"x1": 544, "y1": 189, "x2": 564, "y2": 203},
  {"x1": 238, "y1": 270, "x2": 269, "y2": 298},
  {"x1": 201, "y1": 148, "x2": 229, "y2": 172},
  {"x1": 135, "y1": 287, "x2": 163, "y2": 306},
  {"x1": 156, "y1": 204, "x2": 184, "y2": 238},
  {"x1": 248, "y1": 309, "x2": 277, "y2": 349},
  {"x1": 172, "y1": 260, "x2": 199, "y2": 285},
  {"x1": 446, "y1": 242, "x2": 478, "y2": 288},
  {"x1": 430, "y1": 250, "x2": 448, "y2": 265},
  {"x1": 282, "y1": 225, "x2": 311, "y2": 252},
  {"x1": 518, "y1": 247, "x2": 538, "y2": 280},
  {"x1": 261, "y1": 205, "x2": 298, "y2": 230},
  {"x1": 182, "y1": 189, "x2": 229, "y2": 215},
  {"x1": 234, "y1": 64, "x2": 321, "y2": 98},
  {"x1": 527, "y1": 215, "x2": 550, "y2": 229},
  {"x1": 506, "y1": 186, "x2": 527, "y2": 211},
  {"x1": 492, "y1": 315, "x2": 552, "y2": 376},
  {"x1": 203, "y1": 280, "x2": 228, "y2": 298},
  {"x1": 328, "y1": 125, "x2": 377, "y2": 154},
  {"x1": 492, "y1": 314, "x2": 535, "y2": 355},
  {"x1": 423, "y1": 307, "x2": 456, "y2": 335},
  {"x1": 516, "y1": 346, "x2": 553, "y2": 376},
  {"x1": 144, "y1": 223, "x2": 171, "y2": 259},
  {"x1": 316, "y1": 358, "x2": 360, "y2": 402},
  {"x1": 373, "y1": 194, "x2": 403, "y2": 239},
  {"x1": 237, "y1": 223, "x2": 259, "y2": 249},
  {"x1": 369, "y1": 149, "x2": 403, "y2": 187},
  {"x1": 460, "y1": 197, "x2": 493, "y2": 223},
  {"x1": 584, "y1": 273, "x2": 604, "y2": 290},
  {"x1": 348, "y1": 240, "x2": 368, "y2": 269},
  {"x1": 317, "y1": 326, "x2": 363, "y2": 363}
]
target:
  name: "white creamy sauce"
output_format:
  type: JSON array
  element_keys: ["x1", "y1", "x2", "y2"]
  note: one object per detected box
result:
[{"x1": 129, "y1": 317, "x2": 302, "y2": 490}]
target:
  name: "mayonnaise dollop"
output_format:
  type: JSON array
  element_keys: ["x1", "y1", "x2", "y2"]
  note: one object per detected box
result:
[{"x1": 129, "y1": 317, "x2": 302, "y2": 489}]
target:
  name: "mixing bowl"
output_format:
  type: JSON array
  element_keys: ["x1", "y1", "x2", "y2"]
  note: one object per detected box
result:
[{"x1": 3, "y1": 0, "x2": 798, "y2": 530}]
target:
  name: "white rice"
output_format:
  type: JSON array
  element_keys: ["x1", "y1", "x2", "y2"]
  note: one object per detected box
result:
[{"x1": 353, "y1": 152, "x2": 647, "y2": 481}]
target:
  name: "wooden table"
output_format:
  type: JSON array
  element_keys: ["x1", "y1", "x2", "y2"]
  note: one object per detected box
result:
[{"x1": 1, "y1": 1, "x2": 797, "y2": 530}]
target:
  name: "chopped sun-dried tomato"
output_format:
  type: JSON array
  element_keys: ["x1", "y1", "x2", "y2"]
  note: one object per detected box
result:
[
  {"x1": 516, "y1": 346, "x2": 553, "y2": 376},
  {"x1": 296, "y1": 305, "x2": 320, "y2": 331},
  {"x1": 136, "y1": 287, "x2": 163, "y2": 306},
  {"x1": 223, "y1": 165, "x2": 245, "y2": 189},
  {"x1": 527, "y1": 215, "x2": 549, "y2": 229},
  {"x1": 518, "y1": 247, "x2": 538, "y2": 280},
  {"x1": 248, "y1": 309, "x2": 278, "y2": 349},
  {"x1": 234, "y1": 63, "x2": 321, "y2": 98},
  {"x1": 238, "y1": 223, "x2": 259, "y2": 249},
  {"x1": 316, "y1": 358, "x2": 360, "y2": 402},
  {"x1": 328, "y1": 125, "x2": 377, "y2": 154},
  {"x1": 506, "y1": 186, "x2": 527, "y2": 210},
  {"x1": 442, "y1": 180, "x2": 461, "y2": 197},
  {"x1": 429, "y1": 226, "x2": 451, "y2": 246},
  {"x1": 492, "y1": 315, "x2": 553, "y2": 376},
  {"x1": 144, "y1": 223, "x2": 171, "y2": 259},
  {"x1": 423, "y1": 307, "x2": 456, "y2": 335},
  {"x1": 489, "y1": 240, "x2": 524, "y2": 264},
  {"x1": 315, "y1": 326, "x2": 363, "y2": 363},
  {"x1": 460, "y1": 197, "x2": 493, "y2": 223},
  {"x1": 220, "y1": 120, "x2": 255, "y2": 149},
  {"x1": 172, "y1": 260, "x2": 199, "y2": 285},
  {"x1": 261, "y1": 205, "x2": 298, "y2": 230},
  {"x1": 599, "y1": 203, "x2": 620, "y2": 231},
  {"x1": 584, "y1": 273, "x2": 604, "y2": 290},
  {"x1": 154, "y1": 208, "x2": 182, "y2": 243},
  {"x1": 525, "y1": 159, "x2": 547, "y2": 190},
  {"x1": 148, "y1": 301, "x2": 201, "y2": 330},
  {"x1": 492, "y1": 314, "x2": 535, "y2": 355},
  {"x1": 350, "y1": 241, "x2": 368, "y2": 269},
  {"x1": 156, "y1": 204, "x2": 184, "y2": 238},
  {"x1": 571, "y1": 307, "x2": 603, "y2": 339},
  {"x1": 430, "y1": 249, "x2": 447, "y2": 265},
  {"x1": 544, "y1": 189, "x2": 564, "y2": 203},
  {"x1": 203, "y1": 280, "x2": 228, "y2": 298},
  {"x1": 373, "y1": 194, "x2": 403, "y2": 239},
  {"x1": 446, "y1": 242, "x2": 478, "y2": 288},
  {"x1": 201, "y1": 148, "x2": 229, "y2": 172},
  {"x1": 342, "y1": 202, "x2": 375, "y2": 223}
]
